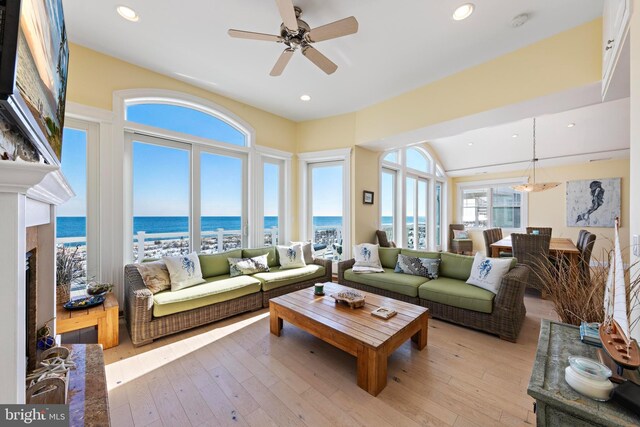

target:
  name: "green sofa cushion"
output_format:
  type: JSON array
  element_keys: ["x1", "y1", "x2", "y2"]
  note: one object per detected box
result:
[
  {"x1": 344, "y1": 268, "x2": 427, "y2": 298},
  {"x1": 378, "y1": 247, "x2": 401, "y2": 269},
  {"x1": 400, "y1": 249, "x2": 441, "y2": 260},
  {"x1": 242, "y1": 247, "x2": 278, "y2": 268},
  {"x1": 418, "y1": 277, "x2": 495, "y2": 314},
  {"x1": 253, "y1": 265, "x2": 326, "y2": 291},
  {"x1": 198, "y1": 249, "x2": 243, "y2": 278},
  {"x1": 153, "y1": 274, "x2": 261, "y2": 317},
  {"x1": 440, "y1": 252, "x2": 474, "y2": 281}
]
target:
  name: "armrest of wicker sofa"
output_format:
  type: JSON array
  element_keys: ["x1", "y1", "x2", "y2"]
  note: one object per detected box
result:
[
  {"x1": 313, "y1": 257, "x2": 333, "y2": 277},
  {"x1": 493, "y1": 263, "x2": 529, "y2": 312},
  {"x1": 337, "y1": 258, "x2": 355, "y2": 282},
  {"x1": 123, "y1": 264, "x2": 154, "y2": 340}
]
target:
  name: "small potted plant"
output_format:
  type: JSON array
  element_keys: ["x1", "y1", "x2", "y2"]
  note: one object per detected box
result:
[{"x1": 55, "y1": 245, "x2": 84, "y2": 303}]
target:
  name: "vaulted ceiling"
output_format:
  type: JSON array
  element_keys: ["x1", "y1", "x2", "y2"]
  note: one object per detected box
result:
[{"x1": 62, "y1": 0, "x2": 603, "y2": 121}]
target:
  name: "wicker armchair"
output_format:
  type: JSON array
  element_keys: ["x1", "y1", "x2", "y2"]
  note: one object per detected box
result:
[
  {"x1": 526, "y1": 227, "x2": 552, "y2": 236},
  {"x1": 483, "y1": 228, "x2": 503, "y2": 257},
  {"x1": 511, "y1": 233, "x2": 551, "y2": 292},
  {"x1": 449, "y1": 224, "x2": 472, "y2": 254}
]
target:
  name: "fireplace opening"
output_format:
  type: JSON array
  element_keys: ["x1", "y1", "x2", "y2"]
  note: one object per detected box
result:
[{"x1": 25, "y1": 250, "x2": 37, "y2": 372}]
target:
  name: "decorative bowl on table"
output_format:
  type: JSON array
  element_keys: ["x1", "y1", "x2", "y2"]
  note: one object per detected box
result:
[
  {"x1": 86, "y1": 282, "x2": 113, "y2": 297},
  {"x1": 63, "y1": 295, "x2": 106, "y2": 310},
  {"x1": 331, "y1": 289, "x2": 365, "y2": 309}
]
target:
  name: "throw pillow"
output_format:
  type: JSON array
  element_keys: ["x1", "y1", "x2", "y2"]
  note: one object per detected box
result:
[
  {"x1": 290, "y1": 241, "x2": 314, "y2": 264},
  {"x1": 394, "y1": 254, "x2": 440, "y2": 279},
  {"x1": 163, "y1": 252, "x2": 206, "y2": 292},
  {"x1": 466, "y1": 252, "x2": 512, "y2": 294},
  {"x1": 352, "y1": 243, "x2": 384, "y2": 273},
  {"x1": 228, "y1": 255, "x2": 270, "y2": 277},
  {"x1": 135, "y1": 261, "x2": 171, "y2": 294},
  {"x1": 277, "y1": 244, "x2": 306, "y2": 269},
  {"x1": 453, "y1": 229, "x2": 470, "y2": 239}
]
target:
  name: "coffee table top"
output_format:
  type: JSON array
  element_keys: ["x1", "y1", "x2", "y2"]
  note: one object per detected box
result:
[{"x1": 269, "y1": 282, "x2": 429, "y2": 350}]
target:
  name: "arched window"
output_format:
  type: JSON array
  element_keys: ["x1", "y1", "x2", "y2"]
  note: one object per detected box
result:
[
  {"x1": 116, "y1": 90, "x2": 290, "y2": 262},
  {"x1": 126, "y1": 103, "x2": 247, "y2": 146},
  {"x1": 380, "y1": 146, "x2": 446, "y2": 250}
]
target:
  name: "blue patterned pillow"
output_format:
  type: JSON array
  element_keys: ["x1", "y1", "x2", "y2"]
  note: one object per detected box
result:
[{"x1": 394, "y1": 254, "x2": 440, "y2": 279}]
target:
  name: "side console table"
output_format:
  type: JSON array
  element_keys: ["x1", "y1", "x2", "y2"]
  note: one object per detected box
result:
[
  {"x1": 57, "y1": 292, "x2": 119, "y2": 349},
  {"x1": 528, "y1": 320, "x2": 640, "y2": 426}
]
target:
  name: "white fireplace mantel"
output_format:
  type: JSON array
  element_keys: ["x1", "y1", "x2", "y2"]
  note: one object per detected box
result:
[{"x1": 0, "y1": 160, "x2": 73, "y2": 404}]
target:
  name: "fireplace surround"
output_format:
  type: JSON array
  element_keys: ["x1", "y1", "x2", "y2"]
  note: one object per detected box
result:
[{"x1": 0, "y1": 160, "x2": 73, "y2": 403}]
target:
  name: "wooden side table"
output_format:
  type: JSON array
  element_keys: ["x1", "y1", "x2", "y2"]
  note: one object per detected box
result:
[{"x1": 57, "y1": 292, "x2": 119, "y2": 349}]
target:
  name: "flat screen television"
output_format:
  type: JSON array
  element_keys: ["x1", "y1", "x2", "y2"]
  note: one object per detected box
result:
[{"x1": 0, "y1": 0, "x2": 68, "y2": 165}]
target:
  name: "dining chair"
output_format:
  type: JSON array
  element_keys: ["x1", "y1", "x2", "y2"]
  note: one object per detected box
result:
[
  {"x1": 449, "y1": 224, "x2": 472, "y2": 255},
  {"x1": 526, "y1": 227, "x2": 552, "y2": 236},
  {"x1": 576, "y1": 230, "x2": 596, "y2": 284},
  {"x1": 482, "y1": 228, "x2": 511, "y2": 257},
  {"x1": 511, "y1": 233, "x2": 552, "y2": 294}
]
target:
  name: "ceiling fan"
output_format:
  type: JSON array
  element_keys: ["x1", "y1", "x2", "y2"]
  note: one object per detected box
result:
[{"x1": 228, "y1": 0, "x2": 358, "y2": 76}]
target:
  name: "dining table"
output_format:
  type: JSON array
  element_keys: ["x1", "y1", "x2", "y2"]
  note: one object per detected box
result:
[{"x1": 490, "y1": 236, "x2": 580, "y2": 268}]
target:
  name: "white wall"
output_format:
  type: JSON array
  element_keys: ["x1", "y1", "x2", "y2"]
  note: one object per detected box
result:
[{"x1": 630, "y1": 0, "x2": 640, "y2": 340}]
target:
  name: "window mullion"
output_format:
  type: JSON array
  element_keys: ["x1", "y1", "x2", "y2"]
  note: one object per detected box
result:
[{"x1": 192, "y1": 146, "x2": 202, "y2": 254}]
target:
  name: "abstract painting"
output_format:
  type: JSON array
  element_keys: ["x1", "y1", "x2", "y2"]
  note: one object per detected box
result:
[{"x1": 566, "y1": 178, "x2": 620, "y2": 227}]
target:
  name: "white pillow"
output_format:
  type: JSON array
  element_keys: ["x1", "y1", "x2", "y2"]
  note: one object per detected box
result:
[
  {"x1": 163, "y1": 252, "x2": 205, "y2": 292},
  {"x1": 290, "y1": 241, "x2": 314, "y2": 264},
  {"x1": 277, "y1": 244, "x2": 306, "y2": 269},
  {"x1": 466, "y1": 252, "x2": 512, "y2": 294},
  {"x1": 352, "y1": 243, "x2": 384, "y2": 273}
]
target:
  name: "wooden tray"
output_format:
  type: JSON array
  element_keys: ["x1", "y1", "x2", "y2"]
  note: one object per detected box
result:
[{"x1": 331, "y1": 290, "x2": 365, "y2": 308}]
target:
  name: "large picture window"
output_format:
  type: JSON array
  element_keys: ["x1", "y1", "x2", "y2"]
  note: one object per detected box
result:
[
  {"x1": 458, "y1": 180, "x2": 527, "y2": 230},
  {"x1": 380, "y1": 147, "x2": 446, "y2": 250},
  {"x1": 123, "y1": 97, "x2": 257, "y2": 262}
]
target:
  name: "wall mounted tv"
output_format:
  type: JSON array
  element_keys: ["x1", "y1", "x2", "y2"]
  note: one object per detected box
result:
[{"x1": 0, "y1": 0, "x2": 68, "y2": 165}]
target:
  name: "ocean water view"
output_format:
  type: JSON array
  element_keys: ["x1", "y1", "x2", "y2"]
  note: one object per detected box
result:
[{"x1": 56, "y1": 216, "x2": 353, "y2": 238}]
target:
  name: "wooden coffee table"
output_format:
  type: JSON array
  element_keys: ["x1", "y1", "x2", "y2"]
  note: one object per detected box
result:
[{"x1": 269, "y1": 282, "x2": 429, "y2": 396}]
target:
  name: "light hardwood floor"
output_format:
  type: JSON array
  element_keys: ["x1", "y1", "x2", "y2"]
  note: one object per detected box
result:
[{"x1": 102, "y1": 292, "x2": 558, "y2": 427}]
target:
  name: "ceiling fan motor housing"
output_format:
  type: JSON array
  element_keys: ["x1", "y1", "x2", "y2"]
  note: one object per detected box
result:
[{"x1": 280, "y1": 19, "x2": 311, "y2": 49}]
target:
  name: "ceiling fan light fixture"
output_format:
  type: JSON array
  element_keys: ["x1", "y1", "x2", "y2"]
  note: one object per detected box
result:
[
  {"x1": 116, "y1": 5, "x2": 139, "y2": 22},
  {"x1": 453, "y1": 4, "x2": 475, "y2": 21},
  {"x1": 300, "y1": 94, "x2": 311, "y2": 101}
]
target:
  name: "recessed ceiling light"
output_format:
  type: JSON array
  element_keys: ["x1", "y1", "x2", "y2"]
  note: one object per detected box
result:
[
  {"x1": 117, "y1": 5, "x2": 139, "y2": 22},
  {"x1": 467, "y1": 142, "x2": 473, "y2": 146},
  {"x1": 511, "y1": 13, "x2": 530, "y2": 28},
  {"x1": 453, "y1": 4, "x2": 475, "y2": 21},
  {"x1": 567, "y1": 123, "x2": 576, "y2": 128},
  {"x1": 512, "y1": 134, "x2": 518, "y2": 138},
  {"x1": 300, "y1": 94, "x2": 311, "y2": 101}
]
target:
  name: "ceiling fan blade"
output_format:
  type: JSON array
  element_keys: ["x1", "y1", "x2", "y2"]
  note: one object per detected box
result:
[
  {"x1": 308, "y1": 16, "x2": 359, "y2": 42},
  {"x1": 270, "y1": 49, "x2": 295, "y2": 76},
  {"x1": 302, "y1": 46, "x2": 338, "y2": 75},
  {"x1": 228, "y1": 29, "x2": 282, "y2": 42},
  {"x1": 275, "y1": 0, "x2": 299, "y2": 32}
]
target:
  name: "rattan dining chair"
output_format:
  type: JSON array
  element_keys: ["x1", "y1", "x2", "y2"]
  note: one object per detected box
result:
[
  {"x1": 449, "y1": 224, "x2": 472, "y2": 255},
  {"x1": 482, "y1": 228, "x2": 511, "y2": 257},
  {"x1": 576, "y1": 230, "x2": 596, "y2": 285},
  {"x1": 511, "y1": 233, "x2": 552, "y2": 294},
  {"x1": 526, "y1": 227, "x2": 552, "y2": 236}
]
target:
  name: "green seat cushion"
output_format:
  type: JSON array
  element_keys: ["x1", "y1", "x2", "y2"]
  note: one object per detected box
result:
[
  {"x1": 400, "y1": 249, "x2": 441, "y2": 260},
  {"x1": 253, "y1": 265, "x2": 326, "y2": 291},
  {"x1": 153, "y1": 274, "x2": 261, "y2": 317},
  {"x1": 378, "y1": 247, "x2": 401, "y2": 269},
  {"x1": 242, "y1": 247, "x2": 278, "y2": 268},
  {"x1": 440, "y1": 252, "x2": 474, "y2": 281},
  {"x1": 344, "y1": 268, "x2": 427, "y2": 298},
  {"x1": 419, "y1": 277, "x2": 495, "y2": 314},
  {"x1": 198, "y1": 249, "x2": 243, "y2": 278}
]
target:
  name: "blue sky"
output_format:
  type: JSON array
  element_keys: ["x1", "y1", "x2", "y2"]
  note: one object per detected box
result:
[{"x1": 58, "y1": 104, "x2": 342, "y2": 218}]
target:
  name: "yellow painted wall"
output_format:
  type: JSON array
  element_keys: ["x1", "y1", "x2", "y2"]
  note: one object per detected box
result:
[
  {"x1": 67, "y1": 43, "x2": 297, "y2": 152},
  {"x1": 294, "y1": 20, "x2": 603, "y2": 245},
  {"x1": 451, "y1": 159, "x2": 631, "y2": 261},
  {"x1": 352, "y1": 146, "x2": 381, "y2": 245}
]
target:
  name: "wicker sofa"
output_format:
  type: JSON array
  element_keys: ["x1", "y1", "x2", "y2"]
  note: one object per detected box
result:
[
  {"x1": 338, "y1": 248, "x2": 529, "y2": 342},
  {"x1": 124, "y1": 246, "x2": 331, "y2": 346}
]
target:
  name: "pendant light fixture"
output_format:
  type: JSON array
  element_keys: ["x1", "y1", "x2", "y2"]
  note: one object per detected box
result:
[{"x1": 512, "y1": 118, "x2": 560, "y2": 192}]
